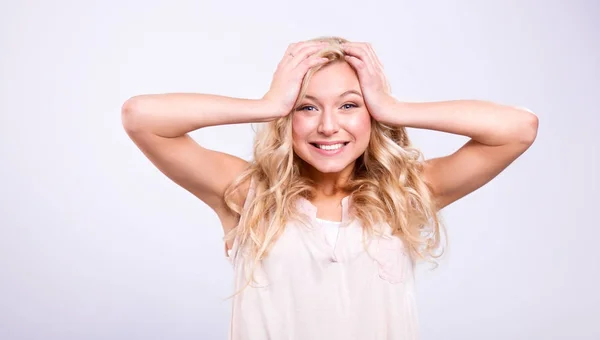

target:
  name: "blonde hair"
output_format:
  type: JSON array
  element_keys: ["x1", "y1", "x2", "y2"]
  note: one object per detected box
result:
[{"x1": 223, "y1": 36, "x2": 446, "y2": 298}]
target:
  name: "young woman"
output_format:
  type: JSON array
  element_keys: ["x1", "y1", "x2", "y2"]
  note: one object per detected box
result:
[{"x1": 121, "y1": 36, "x2": 538, "y2": 339}]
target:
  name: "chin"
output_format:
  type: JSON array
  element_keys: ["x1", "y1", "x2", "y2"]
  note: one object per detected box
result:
[
  {"x1": 312, "y1": 164, "x2": 348, "y2": 174},
  {"x1": 304, "y1": 158, "x2": 355, "y2": 174}
]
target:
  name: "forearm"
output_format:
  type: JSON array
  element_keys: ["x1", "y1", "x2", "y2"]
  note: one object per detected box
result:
[
  {"x1": 121, "y1": 93, "x2": 279, "y2": 138},
  {"x1": 389, "y1": 99, "x2": 538, "y2": 146}
]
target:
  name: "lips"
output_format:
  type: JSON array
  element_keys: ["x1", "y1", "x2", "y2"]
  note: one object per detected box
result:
[
  {"x1": 309, "y1": 141, "x2": 350, "y2": 149},
  {"x1": 308, "y1": 141, "x2": 350, "y2": 155}
]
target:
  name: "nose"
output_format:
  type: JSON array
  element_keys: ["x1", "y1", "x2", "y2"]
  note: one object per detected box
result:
[{"x1": 317, "y1": 110, "x2": 340, "y2": 136}]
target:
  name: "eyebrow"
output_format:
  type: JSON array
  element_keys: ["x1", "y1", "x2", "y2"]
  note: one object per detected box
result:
[{"x1": 304, "y1": 90, "x2": 362, "y2": 101}]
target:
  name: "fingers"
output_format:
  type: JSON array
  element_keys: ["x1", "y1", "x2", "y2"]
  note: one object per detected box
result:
[
  {"x1": 342, "y1": 42, "x2": 391, "y2": 92},
  {"x1": 341, "y1": 43, "x2": 374, "y2": 74},
  {"x1": 276, "y1": 41, "x2": 322, "y2": 74},
  {"x1": 363, "y1": 43, "x2": 385, "y2": 70},
  {"x1": 286, "y1": 41, "x2": 328, "y2": 68},
  {"x1": 341, "y1": 42, "x2": 383, "y2": 73},
  {"x1": 301, "y1": 54, "x2": 330, "y2": 71},
  {"x1": 289, "y1": 41, "x2": 318, "y2": 55},
  {"x1": 272, "y1": 41, "x2": 329, "y2": 93},
  {"x1": 343, "y1": 54, "x2": 366, "y2": 72},
  {"x1": 282, "y1": 41, "x2": 324, "y2": 61}
]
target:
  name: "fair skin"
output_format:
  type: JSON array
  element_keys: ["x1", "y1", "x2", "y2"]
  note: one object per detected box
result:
[
  {"x1": 121, "y1": 40, "x2": 538, "y2": 251},
  {"x1": 341, "y1": 42, "x2": 538, "y2": 209},
  {"x1": 292, "y1": 61, "x2": 371, "y2": 221}
]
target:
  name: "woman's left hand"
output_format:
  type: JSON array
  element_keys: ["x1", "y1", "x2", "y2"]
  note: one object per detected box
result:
[{"x1": 341, "y1": 42, "x2": 398, "y2": 123}]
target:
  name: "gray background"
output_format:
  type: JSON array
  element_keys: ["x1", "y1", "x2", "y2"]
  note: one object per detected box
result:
[{"x1": 1, "y1": 0, "x2": 598, "y2": 339}]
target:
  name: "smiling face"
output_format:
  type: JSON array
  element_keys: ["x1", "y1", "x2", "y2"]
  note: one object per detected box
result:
[{"x1": 292, "y1": 61, "x2": 371, "y2": 176}]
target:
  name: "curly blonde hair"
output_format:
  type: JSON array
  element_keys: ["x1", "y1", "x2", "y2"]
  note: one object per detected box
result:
[{"x1": 223, "y1": 36, "x2": 446, "y2": 298}]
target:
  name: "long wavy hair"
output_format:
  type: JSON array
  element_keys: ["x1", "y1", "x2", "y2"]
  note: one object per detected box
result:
[{"x1": 223, "y1": 36, "x2": 447, "y2": 297}]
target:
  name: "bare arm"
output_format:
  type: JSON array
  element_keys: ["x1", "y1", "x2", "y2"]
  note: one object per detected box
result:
[
  {"x1": 390, "y1": 100, "x2": 539, "y2": 209},
  {"x1": 121, "y1": 93, "x2": 280, "y2": 217},
  {"x1": 122, "y1": 93, "x2": 280, "y2": 138},
  {"x1": 121, "y1": 41, "x2": 331, "y2": 236},
  {"x1": 340, "y1": 42, "x2": 539, "y2": 210}
]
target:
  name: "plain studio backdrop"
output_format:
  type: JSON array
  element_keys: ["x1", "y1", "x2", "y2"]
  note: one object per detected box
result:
[{"x1": 1, "y1": 0, "x2": 598, "y2": 339}]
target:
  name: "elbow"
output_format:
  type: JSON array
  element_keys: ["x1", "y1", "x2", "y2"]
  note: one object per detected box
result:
[
  {"x1": 121, "y1": 96, "x2": 145, "y2": 134},
  {"x1": 517, "y1": 108, "x2": 539, "y2": 146}
]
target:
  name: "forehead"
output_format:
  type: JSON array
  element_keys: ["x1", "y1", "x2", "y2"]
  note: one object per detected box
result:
[{"x1": 305, "y1": 62, "x2": 360, "y2": 98}]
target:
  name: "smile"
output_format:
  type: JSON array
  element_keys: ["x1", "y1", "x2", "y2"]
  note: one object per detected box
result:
[{"x1": 309, "y1": 142, "x2": 350, "y2": 155}]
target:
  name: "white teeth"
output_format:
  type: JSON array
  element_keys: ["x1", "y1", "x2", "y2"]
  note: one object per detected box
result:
[{"x1": 316, "y1": 143, "x2": 344, "y2": 150}]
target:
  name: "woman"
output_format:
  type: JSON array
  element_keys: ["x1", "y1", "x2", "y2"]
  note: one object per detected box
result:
[{"x1": 121, "y1": 36, "x2": 538, "y2": 339}]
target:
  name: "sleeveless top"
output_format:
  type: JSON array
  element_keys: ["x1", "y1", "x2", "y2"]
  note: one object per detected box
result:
[{"x1": 224, "y1": 180, "x2": 421, "y2": 339}]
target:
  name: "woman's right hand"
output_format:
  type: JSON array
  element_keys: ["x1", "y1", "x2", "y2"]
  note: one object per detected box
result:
[{"x1": 262, "y1": 41, "x2": 330, "y2": 118}]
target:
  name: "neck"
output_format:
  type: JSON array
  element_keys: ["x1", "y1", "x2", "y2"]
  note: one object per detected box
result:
[{"x1": 303, "y1": 162, "x2": 355, "y2": 197}]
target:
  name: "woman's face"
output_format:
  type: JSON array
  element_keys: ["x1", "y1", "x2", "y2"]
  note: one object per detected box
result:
[{"x1": 292, "y1": 61, "x2": 371, "y2": 175}]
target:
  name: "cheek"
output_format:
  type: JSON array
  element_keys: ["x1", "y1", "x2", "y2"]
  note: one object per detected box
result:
[
  {"x1": 292, "y1": 114, "x2": 321, "y2": 135},
  {"x1": 292, "y1": 115, "x2": 312, "y2": 146},
  {"x1": 346, "y1": 113, "x2": 372, "y2": 140}
]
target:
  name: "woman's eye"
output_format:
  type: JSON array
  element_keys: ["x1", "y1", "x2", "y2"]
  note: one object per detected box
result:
[
  {"x1": 296, "y1": 104, "x2": 356, "y2": 111},
  {"x1": 297, "y1": 105, "x2": 316, "y2": 111}
]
